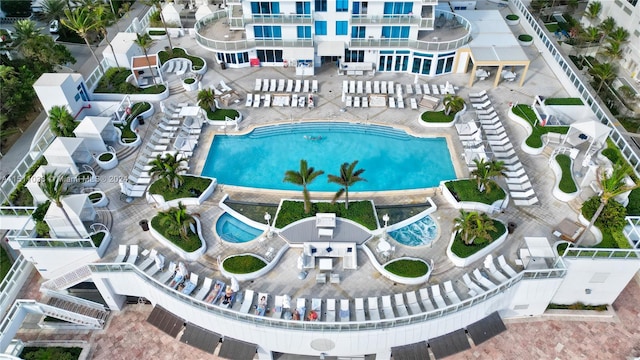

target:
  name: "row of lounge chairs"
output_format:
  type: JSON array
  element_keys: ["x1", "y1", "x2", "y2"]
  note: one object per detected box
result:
[
  {"x1": 254, "y1": 78, "x2": 318, "y2": 93},
  {"x1": 343, "y1": 95, "x2": 419, "y2": 110},
  {"x1": 342, "y1": 80, "x2": 456, "y2": 96},
  {"x1": 467, "y1": 91, "x2": 538, "y2": 206},
  {"x1": 246, "y1": 93, "x2": 314, "y2": 108},
  {"x1": 163, "y1": 59, "x2": 191, "y2": 76}
]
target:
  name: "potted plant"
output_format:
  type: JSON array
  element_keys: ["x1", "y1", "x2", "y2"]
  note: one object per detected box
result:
[
  {"x1": 505, "y1": 14, "x2": 520, "y2": 26},
  {"x1": 182, "y1": 77, "x2": 198, "y2": 91},
  {"x1": 518, "y1": 34, "x2": 533, "y2": 46},
  {"x1": 76, "y1": 171, "x2": 97, "y2": 187},
  {"x1": 96, "y1": 151, "x2": 118, "y2": 170},
  {"x1": 88, "y1": 190, "x2": 109, "y2": 207}
]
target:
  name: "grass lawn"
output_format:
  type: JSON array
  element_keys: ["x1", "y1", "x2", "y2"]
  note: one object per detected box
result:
[
  {"x1": 20, "y1": 346, "x2": 82, "y2": 360},
  {"x1": 555, "y1": 154, "x2": 577, "y2": 193},
  {"x1": 627, "y1": 188, "x2": 640, "y2": 215},
  {"x1": 90, "y1": 232, "x2": 106, "y2": 247},
  {"x1": 148, "y1": 176, "x2": 213, "y2": 201},
  {"x1": 150, "y1": 216, "x2": 201, "y2": 252},
  {"x1": 545, "y1": 23, "x2": 560, "y2": 32},
  {"x1": 450, "y1": 221, "x2": 506, "y2": 258},
  {"x1": 205, "y1": 108, "x2": 240, "y2": 121},
  {"x1": 445, "y1": 179, "x2": 506, "y2": 205},
  {"x1": 384, "y1": 259, "x2": 429, "y2": 278},
  {"x1": 1, "y1": 246, "x2": 12, "y2": 281},
  {"x1": 617, "y1": 116, "x2": 640, "y2": 134},
  {"x1": 115, "y1": 102, "x2": 151, "y2": 141},
  {"x1": 544, "y1": 98, "x2": 583, "y2": 105},
  {"x1": 223, "y1": 255, "x2": 267, "y2": 274},
  {"x1": 274, "y1": 200, "x2": 377, "y2": 230},
  {"x1": 512, "y1": 105, "x2": 569, "y2": 148},
  {"x1": 158, "y1": 47, "x2": 205, "y2": 70},
  {"x1": 421, "y1": 110, "x2": 454, "y2": 123}
]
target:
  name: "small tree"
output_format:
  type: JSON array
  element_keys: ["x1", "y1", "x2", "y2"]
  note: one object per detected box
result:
[
  {"x1": 48, "y1": 105, "x2": 77, "y2": 137},
  {"x1": 583, "y1": 1, "x2": 602, "y2": 25},
  {"x1": 443, "y1": 95, "x2": 465, "y2": 116},
  {"x1": 148, "y1": 152, "x2": 188, "y2": 190},
  {"x1": 197, "y1": 88, "x2": 216, "y2": 112},
  {"x1": 453, "y1": 210, "x2": 497, "y2": 245},
  {"x1": 327, "y1": 160, "x2": 366, "y2": 210},
  {"x1": 158, "y1": 202, "x2": 196, "y2": 241},
  {"x1": 134, "y1": 33, "x2": 157, "y2": 86},
  {"x1": 93, "y1": 3, "x2": 120, "y2": 67},
  {"x1": 39, "y1": 171, "x2": 83, "y2": 238},
  {"x1": 589, "y1": 62, "x2": 617, "y2": 93},
  {"x1": 62, "y1": 7, "x2": 102, "y2": 70},
  {"x1": 143, "y1": 0, "x2": 174, "y2": 51},
  {"x1": 283, "y1": 159, "x2": 324, "y2": 214}
]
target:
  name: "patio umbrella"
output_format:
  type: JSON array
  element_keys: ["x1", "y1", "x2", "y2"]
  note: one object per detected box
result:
[
  {"x1": 230, "y1": 276, "x2": 240, "y2": 292},
  {"x1": 154, "y1": 253, "x2": 165, "y2": 271}
]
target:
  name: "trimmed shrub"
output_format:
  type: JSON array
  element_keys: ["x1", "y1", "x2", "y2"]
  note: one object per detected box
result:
[
  {"x1": 223, "y1": 255, "x2": 267, "y2": 274},
  {"x1": 445, "y1": 179, "x2": 506, "y2": 205},
  {"x1": 518, "y1": 34, "x2": 533, "y2": 41},
  {"x1": 384, "y1": 259, "x2": 429, "y2": 278}
]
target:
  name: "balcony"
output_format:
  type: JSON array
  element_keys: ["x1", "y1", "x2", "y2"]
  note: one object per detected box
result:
[
  {"x1": 246, "y1": 14, "x2": 313, "y2": 25},
  {"x1": 350, "y1": 14, "x2": 422, "y2": 25},
  {"x1": 195, "y1": 12, "x2": 313, "y2": 52}
]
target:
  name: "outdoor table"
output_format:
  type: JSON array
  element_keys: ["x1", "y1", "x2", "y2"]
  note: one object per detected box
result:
[{"x1": 319, "y1": 258, "x2": 333, "y2": 271}]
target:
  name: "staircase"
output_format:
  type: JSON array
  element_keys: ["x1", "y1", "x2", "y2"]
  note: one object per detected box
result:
[
  {"x1": 41, "y1": 265, "x2": 92, "y2": 291},
  {"x1": 43, "y1": 292, "x2": 109, "y2": 328}
]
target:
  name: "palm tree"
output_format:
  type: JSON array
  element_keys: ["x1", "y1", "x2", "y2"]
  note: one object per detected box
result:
[
  {"x1": 197, "y1": 88, "x2": 216, "y2": 112},
  {"x1": 599, "y1": 41, "x2": 623, "y2": 61},
  {"x1": 453, "y1": 210, "x2": 497, "y2": 245},
  {"x1": 582, "y1": 26, "x2": 601, "y2": 45},
  {"x1": 148, "y1": 152, "x2": 188, "y2": 190},
  {"x1": 327, "y1": 160, "x2": 366, "y2": 210},
  {"x1": 93, "y1": 3, "x2": 120, "y2": 67},
  {"x1": 283, "y1": 160, "x2": 324, "y2": 214},
  {"x1": 158, "y1": 202, "x2": 196, "y2": 241},
  {"x1": 598, "y1": 17, "x2": 616, "y2": 40},
  {"x1": 576, "y1": 164, "x2": 639, "y2": 246},
  {"x1": 589, "y1": 62, "x2": 617, "y2": 93},
  {"x1": 470, "y1": 158, "x2": 491, "y2": 192},
  {"x1": 11, "y1": 19, "x2": 41, "y2": 48},
  {"x1": 134, "y1": 33, "x2": 157, "y2": 86},
  {"x1": 0, "y1": 114, "x2": 19, "y2": 140},
  {"x1": 488, "y1": 159, "x2": 507, "y2": 180},
  {"x1": 583, "y1": 1, "x2": 601, "y2": 25},
  {"x1": 443, "y1": 95, "x2": 465, "y2": 116},
  {"x1": 41, "y1": 0, "x2": 68, "y2": 23},
  {"x1": 62, "y1": 7, "x2": 102, "y2": 70},
  {"x1": 39, "y1": 171, "x2": 83, "y2": 238},
  {"x1": 606, "y1": 26, "x2": 629, "y2": 44},
  {"x1": 144, "y1": 0, "x2": 174, "y2": 52},
  {"x1": 48, "y1": 105, "x2": 77, "y2": 137}
]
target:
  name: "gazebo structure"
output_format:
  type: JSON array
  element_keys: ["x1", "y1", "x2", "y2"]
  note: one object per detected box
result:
[
  {"x1": 44, "y1": 194, "x2": 95, "y2": 238},
  {"x1": 26, "y1": 165, "x2": 74, "y2": 205},
  {"x1": 131, "y1": 54, "x2": 164, "y2": 87},
  {"x1": 73, "y1": 116, "x2": 118, "y2": 153},
  {"x1": 43, "y1": 137, "x2": 92, "y2": 173},
  {"x1": 562, "y1": 120, "x2": 611, "y2": 155}
]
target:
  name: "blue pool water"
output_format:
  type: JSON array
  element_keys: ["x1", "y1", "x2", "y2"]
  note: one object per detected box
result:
[
  {"x1": 202, "y1": 123, "x2": 456, "y2": 191},
  {"x1": 388, "y1": 215, "x2": 438, "y2": 247},
  {"x1": 216, "y1": 213, "x2": 263, "y2": 243}
]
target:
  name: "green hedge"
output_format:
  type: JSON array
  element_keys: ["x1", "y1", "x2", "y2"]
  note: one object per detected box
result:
[
  {"x1": 547, "y1": 303, "x2": 607, "y2": 311},
  {"x1": 445, "y1": 179, "x2": 505, "y2": 205},
  {"x1": 20, "y1": 346, "x2": 82, "y2": 360},
  {"x1": 2, "y1": 157, "x2": 47, "y2": 206},
  {"x1": 544, "y1": 98, "x2": 583, "y2": 105},
  {"x1": 384, "y1": 259, "x2": 429, "y2": 278},
  {"x1": 150, "y1": 216, "x2": 201, "y2": 252},
  {"x1": 223, "y1": 255, "x2": 267, "y2": 274},
  {"x1": 512, "y1": 105, "x2": 569, "y2": 148},
  {"x1": 115, "y1": 102, "x2": 151, "y2": 141},
  {"x1": 148, "y1": 30, "x2": 166, "y2": 36},
  {"x1": 420, "y1": 111, "x2": 454, "y2": 123},
  {"x1": 450, "y1": 221, "x2": 506, "y2": 258},
  {"x1": 274, "y1": 200, "x2": 377, "y2": 230},
  {"x1": 518, "y1": 34, "x2": 533, "y2": 41},
  {"x1": 148, "y1": 176, "x2": 212, "y2": 201},
  {"x1": 206, "y1": 108, "x2": 240, "y2": 121},
  {"x1": 555, "y1": 154, "x2": 577, "y2": 193},
  {"x1": 94, "y1": 67, "x2": 166, "y2": 94}
]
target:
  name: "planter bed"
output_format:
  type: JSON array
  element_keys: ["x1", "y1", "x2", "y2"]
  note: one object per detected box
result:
[
  {"x1": 550, "y1": 154, "x2": 578, "y2": 201},
  {"x1": 274, "y1": 200, "x2": 377, "y2": 230},
  {"x1": 442, "y1": 179, "x2": 507, "y2": 213},
  {"x1": 150, "y1": 216, "x2": 206, "y2": 261},
  {"x1": 509, "y1": 105, "x2": 568, "y2": 151},
  {"x1": 147, "y1": 176, "x2": 217, "y2": 210},
  {"x1": 447, "y1": 220, "x2": 508, "y2": 267}
]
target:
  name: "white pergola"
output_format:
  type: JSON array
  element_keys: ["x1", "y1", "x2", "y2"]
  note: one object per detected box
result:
[
  {"x1": 44, "y1": 194, "x2": 95, "y2": 239},
  {"x1": 26, "y1": 165, "x2": 74, "y2": 205},
  {"x1": 562, "y1": 120, "x2": 611, "y2": 149},
  {"x1": 73, "y1": 116, "x2": 117, "y2": 153},
  {"x1": 43, "y1": 138, "x2": 92, "y2": 173}
]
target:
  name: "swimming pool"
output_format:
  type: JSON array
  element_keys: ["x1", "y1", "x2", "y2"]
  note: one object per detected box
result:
[
  {"x1": 388, "y1": 215, "x2": 438, "y2": 247},
  {"x1": 216, "y1": 213, "x2": 263, "y2": 243},
  {"x1": 202, "y1": 123, "x2": 456, "y2": 191}
]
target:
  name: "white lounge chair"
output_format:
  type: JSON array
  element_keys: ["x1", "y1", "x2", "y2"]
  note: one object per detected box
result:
[
  {"x1": 239, "y1": 289, "x2": 255, "y2": 313},
  {"x1": 346, "y1": 96, "x2": 353, "y2": 107},
  {"x1": 292, "y1": 94, "x2": 298, "y2": 108},
  {"x1": 277, "y1": 79, "x2": 285, "y2": 92},
  {"x1": 262, "y1": 79, "x2": 269, "y2": 92},
  {"x1": 362, "y1": 96, "x2": 368, "y2": 108},
  {"x1": 114, "y1": 245, "x2": 128, "y2": 263},
  {"x1": 296, "y1": 298, "x2": 307, "y2": 320},
  {"x1": 432, "y1": 84, "x2": 439, "y2": 95},
  {"x1": 342, "y1": 80, "x2": 349, "y2": 94},
  {"x1": 367, "y1": 297, "x2": 380, "y2": 320},
  {"x1": 253, "y1": 94, "x2": 261, "y2": 108},
  {"x1": 357, "y1": 81, "x2": 363, "y2": 94},
  {"x1": 397, "y1": 96, "x2": 405, "y2": 109},
  {"x1": 349, "y1": 80, "x2": 356, "y2": 94},
  {"x1": 326, "y1": 299, "x2": 336, "y2": 322},
  {"x1": 470, "y1": 90, "x2": 487, "y2": 98},
  {"x1": 339, "y1": 299, "x2": 350, "y2": 322},
  {"x1": 138, "y1": 249, "x2": 157, "y2": 271},
  {"x1": 510, "y1": 189, "x2": 536, "y2": 199},
  {"x1": 473, "y1": 268, "x2": 498, "y2": 290},
  {"x1": 158, "y1": 261, "x2": 176, "y2": 284},
  {"x1": 506, "y1": 175, "x2": 530, "y2": 184},
  {"x1": 381, "y1": 295, "x2": 395, "y2": 319},
  {"x1": 272, "y1": 295, "x2": 285, "y2": 318},
  {"x1": 269, "y1": 79, "x2": 277, "y2": 92},
  {"x1": 264, "y1": 94, "x2": 271, "y2": 107},
  {"x1": 394, "y1": 293, "x2": 409, "y2": 317},
  {"x1": 443, "y1": 281, "x2": 462, "y2": 304},
  {"x1": 312, "y1": 298, "x2": 322, "y2": 314},
  {"x1": 381, "y1": 81, "x2": 387, "y2": 94},
  {"x1": 486, "y1": 260, "x2": 510, "y2": 283},
  {"x1": 431, "y1": 284, "x2": 447, "y2": 308},
  {"x1": 286, "y1": 79, "x2": 294, "y2": 92},
  {"x1": 508, "y1": 181, "x2": 533, "y2": 192},
  {"x1": 415, "y1": 84, "x2": 422, "y2": 95},
  {"x1": 254, "y1": 79, "x2": 262, "y2": 92},
  {"x1": 462, "y1": 273, "x2": 484, "y2": 296},
  {"x1": 255, "y1": 292, "x2": 269, "y2": 316},
  {"x1": 220, "y1": 80, "x2": 232, "y2": 93},
  {"x1": 388, "y1": 81, "x2": 394, "y2": 94},
  {"x1": 423, "y1": 84, "x2": 430, "y2": 94},
  {"x1": 312, "y1": 79, "x2": 318, "y2": 93},
  {"x1": 354, "y1": 96, "x2": 360, "y2": 108},
  {"x1": 245, "y1": 94, "x2": 253, "y2": 107},
  {"x1": 389, "y1": 97, "x2": 396, "y2": 108},
  {"x1": 405, "y1": 291, "x2": 422, "y2": 314},
  {"x1": 365, "y1": 81, "x2": 372, "y2": 94},
  {"x1": 295, "y1": 80, "x2": 302, "y2": 92},
  {"x1": 195, "y1": 277, "x2": 213, "y2": 300},
  {"x1": 373, "y1": 81, "x2": 380, "y2": 94},
  {"x1": 355, "y1": 298, "x2": 366, "y2": 321},
  {"x1": 514, "y1": 197, "x2": 539, "y2": 206},
  {"x1": 498, "y1": 255, "x2": 519, "y2": 277},
  {"x1": 303, "y1": 80, "x2": 310, "y2": 93},
  {"x1": 410, "y1": 98, "x2": 418, "y2": 110}
]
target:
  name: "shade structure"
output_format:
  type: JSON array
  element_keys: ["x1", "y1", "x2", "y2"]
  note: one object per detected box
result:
[
  {"x1": 391, "y1": 341, "x2": 430, "y2": 360},
  {"x1": 180, "y1": 323, "x2": 221, "y2": 354},
  {"x1": 317, "y1": 41, "x2": 345, "y2": 56},
  {"x1": 429, "y1": 329, "x2": 470, "y2": 359},
  {"x1": 146, "y1": 305, "x2": 184, "y2": 338},
  {"x1": 524, "y1": 236, "x2": 555, "y2": 258},
  {"x1": 466, "y1": 311, "x2": 507, "y2": 346},
  {"x1": 218, "y1": 338, "x2": 257, "y2": 360}
]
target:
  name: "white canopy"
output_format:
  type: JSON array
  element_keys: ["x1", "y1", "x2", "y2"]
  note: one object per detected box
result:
[
  {"x1": 563, "y1": 120, "x2": 611, "y2": 147},
  {"x1": 524, "y1": 237, "x2": 555, "y2": 258}
]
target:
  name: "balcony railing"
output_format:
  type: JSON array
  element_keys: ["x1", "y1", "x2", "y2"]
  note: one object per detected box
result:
[
  {"x1": 0, "y1": 207, "x2": 35, "y2": 217},
  {"x1": 351, "y1": 14, "x2": 422, "y2": 25},
  {"x1": 89, "y1": 261, "x2": 565, "y2": 331},
  {"x1": 246, "y1": 14, "x2": 313, "y2": 25},
  {"x1": 562, "y1": 248, "x2": 639, "y2": 259}
]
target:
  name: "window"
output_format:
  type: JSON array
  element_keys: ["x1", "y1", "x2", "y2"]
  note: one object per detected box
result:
[
  {"x1": 251, "y1": 2, "x2": 279, "y2": 14},
  {"x1": 381, "y1": 26, "x2": 409, "y2": 38},
  {"x1": 314, "y1": 0, "x2": 327, "y2": 11},
  {"x1": 336, "y1": 0, "x2": 348, "y2": 12},
  {"x1": 315, "y1": 21, "x2": 327, "y2": 35},
  {"x1": 254, "y1": 26, "x2": 282, "y2": 38},
  {"x1": 336, "y1": 21, "x2": 348, "y2": 35},
  {"x1": 296, "y1": 1, "x2": 311, "y2": 14},
  {"x1": 351, "y1": 26, "x2": 366, "y2": 38},
  {"x1": 297, "y1": 26, "x2": 311, "y2": 38},
  {"x1": 257, "y1": 49, "x2": 283, "y2": 63},
  {"x1": 345, "y1": 50, "x2": 364, "y2": 62},
  {"x1": 383, "y1": 2, "x2": 413, "y2": 15},
  {"x1": 76, "y1": 83, "x2": 88, "y2": 101}
]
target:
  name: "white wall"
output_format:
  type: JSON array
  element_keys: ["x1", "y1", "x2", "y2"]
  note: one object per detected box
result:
[{"x1": 16, "y1": 247, "x2": 100, "y2": 279}]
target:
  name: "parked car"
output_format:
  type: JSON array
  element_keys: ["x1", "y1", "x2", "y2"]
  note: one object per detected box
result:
[{"x1": 49, "y1": 20, "x2": 59, "y2": 34}]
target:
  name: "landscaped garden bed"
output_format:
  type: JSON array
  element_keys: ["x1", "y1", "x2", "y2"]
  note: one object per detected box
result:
[
  {"x1": 158, "y1": 47, "x2": 206, "y2": 71},
  {"x1": 94, "y1": 67, "x2": 166, "y2": 94},
  {"x1": 274, "y1": 200, "x2": 377, "y2": 230},
  {"x1": 444, "y1": 179, "x2": 505, "y2": 205},
  {"x1": 544, "y1": 98, "x2": 583, "y2": 105},
  {"x1": 421, "y1": 111, "x2": 454, "y2": 123},
  {"x1": 205, "y1": 108, "x2": 240, "y2": 121},
  {"x1": 450, "y1": 221, "x2": 506, "y2": 258},
  {"x1": 150, "y1": 216, "x2": 202, "y2": 253},
  {"x1": 148, "y1": 175, "x2": 214, "y2": 204},
  {"x1": 384, "y1": 258, "x2": 429, "y2": 277},
  {"x1": 114, "y1": 102, "x2": 151, "y2": 143},
  {"x1": 20, "y1": 346, "x2": 82, "y2": 360},
  {"x1": 222, "y1": 254, "x2": 267, "y2": 274},
  {"x1": 510, "y1": 104, "x2": 568, "y2": 149},
  {"x1": 555, "y1": 154, "x2": 577, "y2": 194}
]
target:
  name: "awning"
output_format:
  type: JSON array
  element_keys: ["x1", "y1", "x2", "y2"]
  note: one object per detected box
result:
[
  {"x1": 146, "y1": 305, "x2": 184, "y2": 338},
  {"x1": 391, "y1": 341, "x2": 429, "y2": 360},
  {"x1": 429, "y1": 329, "x2": 471, "y2": 359},
  {"x1": 317, "y1": 41, "x2": 345, "y2": 56},
  {"x1": 525, "y1": 236, "x2": 555, "y2": 258},
  {"x1": 466, "y1": 312, "x2": 507, "y2": 346},
  {"x1": 219, "y1": 338, "x2": 257, "y2": 360},
  {"x1": 180, "y1": 323, "x2": 221, "y2": 354}
]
